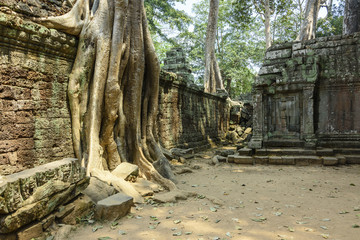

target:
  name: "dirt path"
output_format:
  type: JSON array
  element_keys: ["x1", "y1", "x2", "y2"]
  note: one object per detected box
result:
[{"x1": 66, "y1": 148, "x2": 360, "y2": 240}]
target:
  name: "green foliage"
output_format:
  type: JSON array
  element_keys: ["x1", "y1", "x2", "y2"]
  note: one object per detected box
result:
[
  {"x1": 316, "y1": 2, "x2": 344, "y2": 37},
  {"x1": 144, "y1": 0, "x2": 191, "y2": 40},
  {"x1": 172, "y1": 0, "x2": 266, "y2": 97}
]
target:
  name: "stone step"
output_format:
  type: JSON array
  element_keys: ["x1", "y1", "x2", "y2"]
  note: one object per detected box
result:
[
  {"x1": 237, "y1": 148, "x2": 253, "y2": 156},
  {"x1": 228, "y1": 155, "x2": 360, "y2": 166},
  {"x1": 323, "y1": 157, "x2": 338, "y2": 166},
  {"x1": 336, "y1": 148, "x2": 360, "y2": 155},
  {"x1": 227, "y1": 155, "x2": 254, "y2": 164},
  {"x1": 255, "y1": 148, "x2": 317, "y2": 156},
  {"x1": 345, "y1": 155, "x2": 360, "y2": 164}
]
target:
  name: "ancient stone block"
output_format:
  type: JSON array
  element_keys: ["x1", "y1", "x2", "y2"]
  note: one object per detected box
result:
[
  {"x1": 59, "y1": 195, "x2": 95, "y2": 225},
  {"x1": 94, "y1": 193, "x2": 133, "y2": 221},
  {"x1": 345, "y1": 155, "x2": 360, "y2": 164},
  {"x1": 231, "y1": 156, "x2": 254, "y2": 165},
  {"x1": 83, "y1": 177, "x2": 117, "y2": 204},
  {"x1": 323, "y1": 157, "x2": 338, "y2": 166},
  {"x1": 0, "y1": 158, "x2": 84, "y2": 215},
  {"x1": 254, "y1": 156, "x2": 269, "y2": 164},
  {"x1": 111, "y1": 162, "x2": 139, "y2": 180},
  {"x1": 265, "y1": 49, "x2": 292, "y2": 60},
  {"x1": 17, "y1": 221, "x2": 43, "y2": 240}
]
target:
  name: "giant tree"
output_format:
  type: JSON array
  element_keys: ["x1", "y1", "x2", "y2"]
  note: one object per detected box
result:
[
  {"x1": 343, "y1": 0, "x2": 360, "y2": 35},
  {"x1": 297, "y1": 0, "x2": 323, "y2": 40},
  {"x1": 36, "y1": 0, "x2": 176, "y2": 194},
  {"x1": 233, "y1": 0, "x2": 291, "y2": 49},
  {"x1": 204, "y1": 0, "x2": 224, "y2": 93}
]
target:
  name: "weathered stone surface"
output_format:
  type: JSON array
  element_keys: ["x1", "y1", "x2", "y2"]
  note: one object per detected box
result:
[
  {"x1": 323, "y1": 157, "x2": 338, "y2": 166},
  {"x1": 111, "y1": 162, "x2": 139, "y2": 180},
  {"x1": 269, "y1": 156, "x2": 295, "y2": 165},
  {"x1": 82, "y1": 177, "x2": 117, "y2": 203},
  {"x1": 250, "y1": 33, "x2": 360, "y2": 156},
  {"x1": 254, "y1": 156, "x2": 269, "y2": 164},
  {"x1": 53, "y1": 225, "x2": 74, "y2": 240},
  {"x1": 345, "y1": 155, "x2": 360, "y2": 164},
  {"x1": 0, "y1": 185, "x2": 74, "y2": 233},
  {"x1": 17, "y1": 221, "x2": 43, "y2": 240},
  {"x1": 238, "y1": 148, "x2": 252, "y2": 156},
  {"x1": 214, "y1": 149, "x2": 235, "y2": 157},
  {"x1": 0, "y1": 232, "x2": 16, "y2": 240},
  {"x1": 0, "y1": 158, "x2": 85, "y2": 214},
  {"x1": 94, "y1": 193, "x2": 133, "y2": 221},
  {"x1": 131, "y1": 178, "x2": 160, "y2": 196},
  {"x1": 211, "y1": 156, "x2": 220, "y2": 165},
  {"x1": 0, "y1": 12, "x2": 76, "y2": 175},
  {"x1": 163, "y1": 48, "x2": 194, "y2": 84},
  {"x1": 228, "y1": 155, "x2": 254, "y2": 164},
  {"x1": 59, "y1": 195, "x2": 95, "y2": 225}
]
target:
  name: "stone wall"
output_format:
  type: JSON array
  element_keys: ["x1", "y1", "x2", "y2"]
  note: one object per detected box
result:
[
  {"x1": 0, "y1": 0, "x2": 71, "y2": 18},
  {"x1": 0, "y1": 12, "x2": 230, "y2": 175},
  {"x1": 0, "y1": 12, "x2": 77, "y2": 175},
  {"x1": 158, "y1": 71, "x2": 229, "y2": 150},
  {"x1": 249, "y1": 33, "x2": 360, "y2": 149}
]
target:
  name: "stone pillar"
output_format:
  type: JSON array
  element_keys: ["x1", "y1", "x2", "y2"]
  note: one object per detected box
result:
[
  {"x1": 248, "y1": 91, "x2": 263, "y2": 149},
  {"x1": 302, "y1": 85, "x2": 316, "y2": 148}
]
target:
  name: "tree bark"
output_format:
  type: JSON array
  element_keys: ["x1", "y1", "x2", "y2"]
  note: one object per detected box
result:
[
  {"x1": 204, "y1": 0, "x2": 224, "y2": 93},
  {"x1": 343, "y1": 0, "x2": 360, "y2": 35},
  {"x1": 264, "y1": 0, "x2": 272, "y2": 49},
  {"x1": 36, "y1": 0, "x2": 176, "y2": 191},
  {"x1": 297, "y1": 0, "x2": 321, "y2": 41}
]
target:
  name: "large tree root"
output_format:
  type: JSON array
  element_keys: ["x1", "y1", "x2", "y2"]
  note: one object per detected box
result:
[{"x1": 36, "y1": 0, "x2": 177, "y2": 193}]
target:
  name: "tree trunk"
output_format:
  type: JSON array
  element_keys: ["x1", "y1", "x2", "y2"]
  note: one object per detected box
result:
[
  {"x1": 264, "y1": 0, "x2": 272, "y2": 49},
  {"x1": 36, "y1": 0, "x2": 176, "y2": 191},
  {"x1": 204, "y1": 0, "x2": 224, "y2": 93},
  {"x1": 343, "y1": 0, "x2": 360, "y2": 35},
  {"x1": 327, "y1": 0, "x2": 333, "y2": 18},
  {"x1": 297, "y1": 0, "x2": 321, "y2": 41}
]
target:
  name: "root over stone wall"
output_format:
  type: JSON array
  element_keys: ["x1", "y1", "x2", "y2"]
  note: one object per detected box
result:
[{"x1": 0, "y1": 12, "x2": 230, "y2": 175}]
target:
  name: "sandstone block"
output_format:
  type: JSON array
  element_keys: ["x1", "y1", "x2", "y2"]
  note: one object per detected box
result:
[
  {"x1": 82, "y1": 177, "x2": 117, "y2": 203},
  {"x1": 345, "y1": 155, "x2": 360, "y2": 164},
  {"x1": 0, "y1": 158, "x2": 85, "y2": 215},
  {"x1": 232, "y1": 155, "x2": 254, "y2": 164},
  {"x1": 254, "y1": 156, "x2": 269, "y2": 164},
  {"x1": 95, "y1": 193, "x2": 133, "y2": 221},
  {"x1": 131, "y1": 178, "x2": 160, "y2": 196},
  {"x1": 237, "y1": 148, "x2": 252, "y2": 156},
  {"x1": 111, "y1": 162, "x2": 139, "y2": 180},
  {"x1": 60, "y1": 195, "x2": 95, "y2": 225},
  {"x1": 17, "y1": 221, "x2": 43, "y2": 240},
  {"x1": 323, "y1": 157, "x2": 338, "y2": 166}
]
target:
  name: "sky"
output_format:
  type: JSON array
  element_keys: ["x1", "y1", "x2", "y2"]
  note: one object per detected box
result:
[
  {"x1": 174, "y1": 0, "x2": 196, "y2": 17},
  {"x1": 174, "y1": 0, "x2": 338, "y2": 19}
]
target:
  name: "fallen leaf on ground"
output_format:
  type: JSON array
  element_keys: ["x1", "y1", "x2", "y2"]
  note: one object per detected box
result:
[
  {"x1": 251, "y1": 217, "x2": 267, "y2": 222},
  {"x1": 352, "y1": 224, "x2": 360, "y2": 228},
  {"x1": 288, "y1": 227, "x2": 295, "y2": 232},
  {"x1": 92, "y1": 225, "x2": 103, "y2": 232},
  {"x1": 173, "y1": 219, "x2": 182, "y2": 224},
  {"x1": 210, "y1": 207, "x2": 217, "y2": 212},
  {"x1": 173, "y1": 231, "x2": 182, "y2": 236},
  {"x1": 321, "y1": 233, "x2": 329, "y2": 239}
]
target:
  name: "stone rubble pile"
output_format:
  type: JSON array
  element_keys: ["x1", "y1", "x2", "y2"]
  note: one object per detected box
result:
[
  {"x1": 225, "y1": 101, "x2": 253, "y2": 145},
  {"x1": 0, "y1": 158, "x2": 164, "y2": 240}
]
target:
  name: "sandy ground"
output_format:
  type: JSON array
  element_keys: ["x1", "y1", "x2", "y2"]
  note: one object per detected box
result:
[{"x1": 66, "y1": 147, "x2": 360, "y2": 240}]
